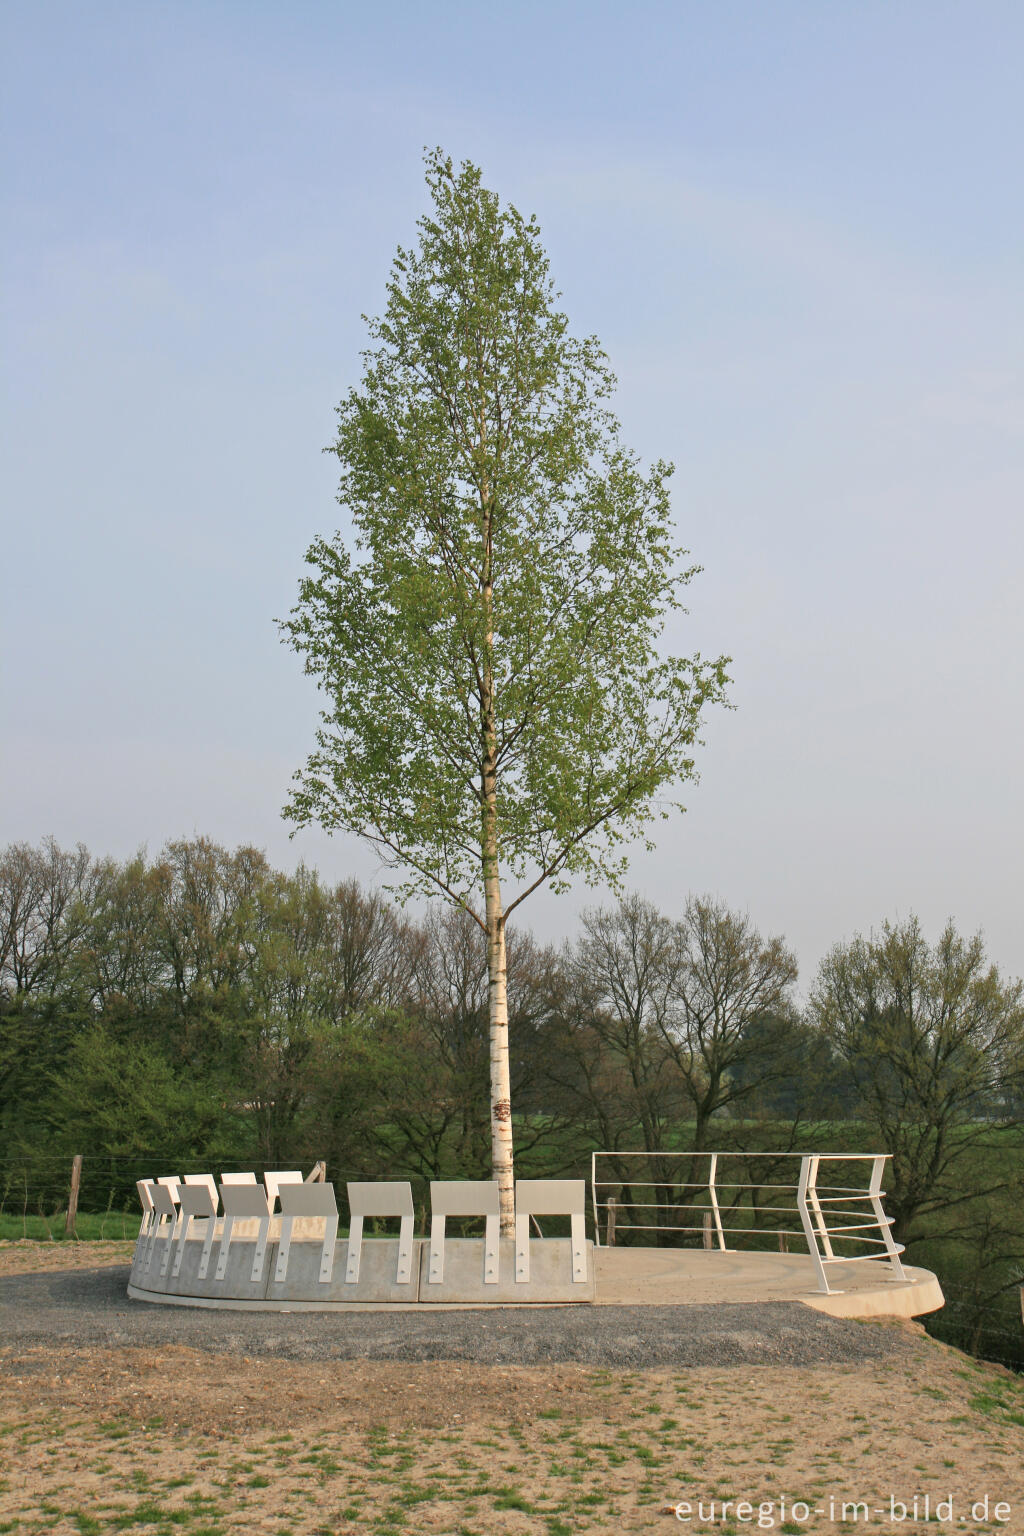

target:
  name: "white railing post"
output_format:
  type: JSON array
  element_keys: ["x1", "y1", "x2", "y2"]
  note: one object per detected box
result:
[
  {"x1": 869, "y1": 1155, "x2": 905, "y2": 1280},
  {"x1": 806, "y1": 1157, "x2": 835, "y2": 1259},
  {"x1": 591, "y1": 1151, "x2": 602, "y2": 1247},
  {"x1": 708, "y1": 1152, "x2": 727, "y2": 1251},
  {"x1": 797, "y1": 1155, "x2": 831, "y2": 1294}
]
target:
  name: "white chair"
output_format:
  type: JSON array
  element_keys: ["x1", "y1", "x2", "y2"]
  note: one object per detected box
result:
[
  {"x1": 146, "y1": 1183, "x2": 179, "y2": 1276},
  {"x1": 215, "y1": 1181, "x2": 272, "y2": 1284},
  {"x1": 344, "y1": 1182, "x2": 415, "y2": 1285},
  {"x1": 514, "y1": 1179, "x2": 588, "y2": 1284},
  {"x1": 264, "y1": 1170, "x2": 303, "y2": 1210},
  {"x1": 220, "y1": 1171, "x2": 258, "y2": 1185},
  {"x1": 156, "y1": 1174, "x2": 182, "y2": 1203},
  {"x1": 183, "y1": 1173, "x2": 220, "y2": 1213},
  {"x1": 274, "y1": 1181, "x2": 339, "y2": 1285},
  {"x1": 135, "y1": 1179, "x2": 156, "y2": 1238},
  {"x1": 427, "y1": 1180, "x2": 500, "y2": 1286},
  {"x1": 172, "y1": 1182, "x2": 217, "y2": 1279}
]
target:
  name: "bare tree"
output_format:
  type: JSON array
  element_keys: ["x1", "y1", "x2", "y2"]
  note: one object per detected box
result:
[
  {"x1": 0, "y1": 837, "x2": 96, "y2": 998},
  {"x1": 658, "y1": 895, "x2": 800, "y2": 1152},
  {"x1": 569, "y1": 895, "x2": 685, "y2": 1156}
]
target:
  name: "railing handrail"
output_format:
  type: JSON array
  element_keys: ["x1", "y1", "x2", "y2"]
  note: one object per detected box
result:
[
  {"x1": 590, "y1": 1148, "x2": 906, "y2": 1295},
  {"x1": 591, "y1": 1149, "x2": 892, "y2": 1159}
]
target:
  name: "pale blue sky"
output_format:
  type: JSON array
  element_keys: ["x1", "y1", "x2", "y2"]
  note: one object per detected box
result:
[{"x1": 3, "y1": 2, "x2": 1022, "y2": 984}]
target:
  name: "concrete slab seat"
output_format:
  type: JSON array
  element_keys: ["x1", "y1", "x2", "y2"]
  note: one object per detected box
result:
[
  {"x1": 129, "y1": 1175, "x2": 596, "y2": 1305},
  {"x1": 130, "y1": 1170, "x2": 310, "y2": 1296},
  {"x1": 268, "y1": 1180, "x2": 419, "y2": 1304},
  {"x1": 420, "y1": 1177, "x2": 593, "y2": 1303}
]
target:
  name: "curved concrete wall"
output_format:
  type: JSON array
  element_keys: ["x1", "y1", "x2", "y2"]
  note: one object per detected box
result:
[{"x1": 129, "y1": 1175, "x2": 595, "y2": 1309}]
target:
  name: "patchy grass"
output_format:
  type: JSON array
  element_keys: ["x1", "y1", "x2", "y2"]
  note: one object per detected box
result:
[
  {"x1": 1, "y1": 1247, "x2": 1022, "y2": 1533},
  {"x1": 0, "y1": 1333, "x2": 1022, "y2": 1535}
]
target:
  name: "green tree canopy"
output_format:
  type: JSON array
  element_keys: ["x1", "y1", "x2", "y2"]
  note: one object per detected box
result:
[{"x1": 809, "y1": 915, "x2": 1024, "y2": 1242}]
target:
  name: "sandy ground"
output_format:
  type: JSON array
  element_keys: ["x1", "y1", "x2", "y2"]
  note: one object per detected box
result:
[
  {"x1": 0, "y1": 1239, "x2": 135, "y2": 1274},
  {"x1": 1, "y1": 1242, "x2": 1022, "y2": 1535}
]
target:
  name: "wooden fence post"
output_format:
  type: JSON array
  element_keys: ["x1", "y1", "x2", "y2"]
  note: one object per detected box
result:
[
  {"x1": 703, "y1": 1212, "x2": 714, "y2": 1250},
  {"x1": 65, "y1": 1155, "x2": 82, "y2": 1238}
]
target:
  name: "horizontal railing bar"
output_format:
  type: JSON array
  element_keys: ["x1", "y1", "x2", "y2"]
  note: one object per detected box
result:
[
  {"x1": 810, "y1": 1193, "x2": 881, "y2": 1203},
  {"x1": 810, "y1": 1209, "x2": 895, "y2": 1224},
  {"x1": 817, "y1": 1220, "x2": 890, "y2": 1232},
  {"x1": 593, "y1": 1181, "x2": 879, "y2": 1196},
  {"x1": 594, "y1": 1180, "x2": 801, "y2": 1191},
  {"x1": 613, "y1": 1227, "x2": 808, "y2": 1238},
  {"x1": 595, "y1": 1179, "x2": 804, "y2": 1191},
  {"x1": 606, "y1": 1224, "x2": 885, "y2": 1243},
  {"x1": 821, "y1": 1246, "x2": 905, "y2": 1263},
  {"x1": 594, "y1": 1199, "x2": 883, "y2": 1212},
  {"x1": 822, "y1": 1228, "x2": 890, "y2": 1241},
  {"x1": 593, "y1": 1151, "x2": 889, "y2": 1160}
]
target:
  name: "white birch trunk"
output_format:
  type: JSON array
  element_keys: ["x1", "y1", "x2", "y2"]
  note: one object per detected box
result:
[
  {"x1": 479, "y1": 460, "x2": 515, "y2": 1235},
  {"x1": 485, "y1": 877, "x2": 515, "y2": 1234}
]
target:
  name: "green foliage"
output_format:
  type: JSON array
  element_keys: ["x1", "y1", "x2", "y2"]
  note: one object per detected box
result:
[
  {"x1": 809, "y1": 915, "x2": 1024, "y2": 1241},
  {"x1": 280, "y1": 150, "x2": 730, "y2": 914},
  {"x1": 49, "y1": 1025, "x2": 230, "y2": 1162}
]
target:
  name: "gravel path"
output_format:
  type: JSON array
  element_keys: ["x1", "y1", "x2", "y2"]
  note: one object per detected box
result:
[{"x1": 0, "y1": 1265, "x2": 914, "y2": 1368}]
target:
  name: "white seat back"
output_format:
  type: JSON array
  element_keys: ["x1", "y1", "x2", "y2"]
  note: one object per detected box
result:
[
  {"x1": 264, "y1": 1170, "x2": 303, "y2": 1209},
  {"x1": 219, "y1": 1182, "x2": 270, "y2": 1219},
  {"x1": 427, "y1": 1180, "x2": 500, "y2": 1286},
  {"x1": 514, "y1": 1178, "x2": 588, "y2": 1284},
  {"x1": 347, "y1": 1181, "x2": 414, "y2": 1219},
  {"x1": 280, "y1": 1182, "x2": 338, "y2": 1218},
  {"x1": 150, "y1": 1183, "x2": 178, "y2": 1218},
  {"x1": 183, "y1": 1173, "x2": 219, "y2": 1211},
  {"x1": 178, "y1": 1183, "x2": 217, "y2": 1219},
  {"x1": 344, "y1": 1181, "x2": 415, "y2": 1286}
]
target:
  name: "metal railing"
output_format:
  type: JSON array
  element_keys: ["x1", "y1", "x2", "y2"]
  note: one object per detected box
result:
[{"x1": 590, "y1": 1150, "x2": 906, "y2": 1295}]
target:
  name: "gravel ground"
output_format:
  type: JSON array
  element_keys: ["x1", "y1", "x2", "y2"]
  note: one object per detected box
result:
[{"x1": 0, "y1": 1263, "x2": 914, "y2": 1368}]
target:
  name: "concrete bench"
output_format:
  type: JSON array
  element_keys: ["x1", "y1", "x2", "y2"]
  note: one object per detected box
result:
[
  {"x1": 274, "y1": 1181, "x2": 338, "y2": 1284},
  {"x1": 345, "y1": 1181, "x2": 415, "y2": 1285},
  {"x1": 427, "y1": 1180, "x2": 500, "y2": 1286},
  {"x1": 216, "y1": 1181, "x2": 272, "y2": 1284},
  {"x1": 515, "y1": 1179, "x2": 588, "y2": 1284}
]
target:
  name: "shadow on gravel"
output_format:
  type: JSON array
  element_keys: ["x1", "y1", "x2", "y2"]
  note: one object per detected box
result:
[{"x1": 0, "y1": 1265, "x2": 916, "y2": 1368}]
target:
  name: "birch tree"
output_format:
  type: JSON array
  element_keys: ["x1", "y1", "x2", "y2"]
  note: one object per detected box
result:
[{"x1": 280, "y1": 151, "x2": 730, "y2": 1230}]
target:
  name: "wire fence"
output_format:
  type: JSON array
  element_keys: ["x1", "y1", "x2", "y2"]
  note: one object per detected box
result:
[
  {"x1": 3, "y1": 1150, "x2": 1021, "y2": 1373},
  {"x1": 0, "y1": 1154, "x2": 477, "y2": 1242},
  {"x1": 0, "y1": 1153, "x2": 298, "y2": 1241}
]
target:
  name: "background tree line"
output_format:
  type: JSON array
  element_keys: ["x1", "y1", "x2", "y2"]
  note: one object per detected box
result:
[{"x1": 2, "y1": 836, "x2": 1022, "y2": 1367}]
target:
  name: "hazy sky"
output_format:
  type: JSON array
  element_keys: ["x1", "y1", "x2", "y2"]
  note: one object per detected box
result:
[{"x1": 3, "y1": 2, "x2": 1022, "y2": 986}]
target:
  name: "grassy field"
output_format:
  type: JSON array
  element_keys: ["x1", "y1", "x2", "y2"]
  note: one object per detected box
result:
[
  {"x1": 2, "y1": 1243, "x2": 1024, "y2": 1535},
  {"x1": 0, "y1": 1213, "x2": 143, "y2": 1244}
]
